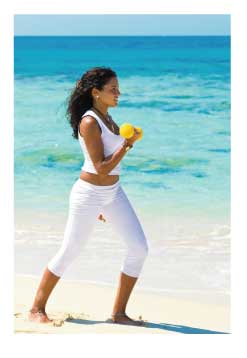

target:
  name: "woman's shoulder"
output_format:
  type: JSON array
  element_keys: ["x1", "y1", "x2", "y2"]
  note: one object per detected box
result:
[
  {"x1": 79, "y1": 114, "x2": 102, "y2": 136},
  {"x1": 82, "y1": 110, "x2": 102, "y2": 124}
]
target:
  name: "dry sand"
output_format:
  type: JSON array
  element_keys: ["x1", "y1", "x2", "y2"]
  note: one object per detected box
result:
[{"x1": 14, "y1": 275, "x2": 230, "y2": 334}]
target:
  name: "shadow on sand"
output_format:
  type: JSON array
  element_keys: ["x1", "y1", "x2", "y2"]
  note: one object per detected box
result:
[{"x1": 64, "y1": 317, "x2": 229, "y2": 334}]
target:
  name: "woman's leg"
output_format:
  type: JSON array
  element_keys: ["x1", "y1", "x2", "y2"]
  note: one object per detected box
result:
[
  {"x1": 29, "y1": 180, "x2": 100, "y2": 323},
  {"x1": 102, "y1": 186, "x2": 149, "y2": 324},
  {"x1": 47, "y1": 208, "x2": 98, "y2": 277},
  {"x1": 29, "y1": 268, "x2": 60, "y2": 323}
]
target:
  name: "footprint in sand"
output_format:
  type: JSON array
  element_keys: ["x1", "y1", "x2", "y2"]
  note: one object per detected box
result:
[
  {"x1": 64, "y1": 313, "x2": 90, "y2": 322},
  {"x1": 53, "y1": 320, "x2": 65, "y2": 327},
  {"x1": 51, "y1": 312, "x2": 89, "y2": 326},
  {"x1": 65, "y1": 313, "x2": 74, "y2": 321},
  {"x1": 14, "y1": 313, "x2": 22, "y2": 318}
]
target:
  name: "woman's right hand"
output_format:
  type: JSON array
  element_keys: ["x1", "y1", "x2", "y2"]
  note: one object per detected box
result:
[{"x1": 126, "y1": 128, "x2": 141, "y2": 146}]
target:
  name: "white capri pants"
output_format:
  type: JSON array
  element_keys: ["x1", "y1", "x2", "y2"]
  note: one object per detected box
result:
[{"x1": 48, "y1": 178, "x2": 149, "y2": 278}]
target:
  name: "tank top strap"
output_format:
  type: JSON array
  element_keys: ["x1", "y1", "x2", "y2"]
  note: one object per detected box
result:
[{"x1": 81, "y1": 109, "x2": 105, "y2": 133}]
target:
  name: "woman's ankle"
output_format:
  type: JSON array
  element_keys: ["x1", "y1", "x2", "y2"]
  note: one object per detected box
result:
[
  {"x1": 112, "y1": 310, "x2": 126, "y2": 316},
  {"x1": 30, "y1": 306, "x2": 46, "y2": 314}
]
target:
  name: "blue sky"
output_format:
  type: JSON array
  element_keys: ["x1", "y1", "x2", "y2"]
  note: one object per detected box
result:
[{"x1": 14, "y1": 14, "x2": 230, "y2": 36}]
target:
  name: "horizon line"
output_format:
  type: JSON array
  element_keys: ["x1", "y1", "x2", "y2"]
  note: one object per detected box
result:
[{"x1": 14, "y1": 34, "x2": 230, "y2": 37}]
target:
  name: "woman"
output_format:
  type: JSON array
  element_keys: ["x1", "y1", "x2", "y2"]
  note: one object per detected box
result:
[{"x1": 28, "y1": 67, "x2": 149, "y2": 326}]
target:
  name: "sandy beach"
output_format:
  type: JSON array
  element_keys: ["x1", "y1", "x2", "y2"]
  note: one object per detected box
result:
[{"x1": 14, "y1": 274, "x2": 230, "y2": 334}]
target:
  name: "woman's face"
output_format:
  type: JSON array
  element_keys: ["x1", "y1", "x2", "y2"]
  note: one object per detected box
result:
[{"x1": 93, "y1": 76, "x2": 121, "y2": 107}]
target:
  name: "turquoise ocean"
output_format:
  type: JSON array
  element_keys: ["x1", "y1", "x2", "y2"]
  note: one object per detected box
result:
[{"x1": 15, "y1": 36, "x2": 230, "y2": 303}]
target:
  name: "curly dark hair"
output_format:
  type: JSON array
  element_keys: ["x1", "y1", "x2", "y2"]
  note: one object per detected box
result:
[{"x1": 66, "y1": 66, "x2": 117, "y2": 139}]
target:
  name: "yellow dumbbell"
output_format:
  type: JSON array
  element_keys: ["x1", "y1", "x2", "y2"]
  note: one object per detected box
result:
[
  {"x1": 120, "y1": 123, "x2": 143, "y2": 141},
  {"x1": 135, "y1": 127, "x2": 143, "y2": 141}
]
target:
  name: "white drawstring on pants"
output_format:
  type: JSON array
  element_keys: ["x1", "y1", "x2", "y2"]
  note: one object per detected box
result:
[{"x1": 48, "y1": 178, "x2": 149, "y2": 278}]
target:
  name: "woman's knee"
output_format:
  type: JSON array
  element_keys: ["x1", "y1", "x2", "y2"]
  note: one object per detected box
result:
[
  {"x1": 139, "y1": 240, "x2": 149, "y2": 257},
  {"x1": 129, "y1": 236, "x2": 149, "y2": 259},
  {"x1": 48, "y1": 246, "x2": 80, "y2": 277},
  {"x1": 121, "y1": 238, "x2": 149, "y2": 277}
]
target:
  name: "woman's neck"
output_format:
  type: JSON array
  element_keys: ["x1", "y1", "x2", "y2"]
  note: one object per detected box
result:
[{"x1": 92, "y1": 103, "x2": 108, "y2": 117}]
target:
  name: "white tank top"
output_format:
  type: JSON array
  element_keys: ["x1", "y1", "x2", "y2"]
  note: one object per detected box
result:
[{"x1": 78, "y1": 109, "x2": 125, "y2": 175}]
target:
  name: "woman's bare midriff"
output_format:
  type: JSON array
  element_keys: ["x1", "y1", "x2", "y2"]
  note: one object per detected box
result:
[{"x1": 79, "y1": 170, "x2": 119, "y2": 186}]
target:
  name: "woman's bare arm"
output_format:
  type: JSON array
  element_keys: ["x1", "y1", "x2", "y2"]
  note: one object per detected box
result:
[{"x1": 79, "y1": 116, "x2": 137, "y2": 176}]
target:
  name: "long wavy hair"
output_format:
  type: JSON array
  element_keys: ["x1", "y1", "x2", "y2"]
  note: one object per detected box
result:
[{"x1": 66, "y1": 67, "x2": 117, "y2": 139}]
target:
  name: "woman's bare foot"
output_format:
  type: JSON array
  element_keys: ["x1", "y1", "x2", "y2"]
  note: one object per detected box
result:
[
  {"x1": 28, "y1": 309, "x2": 53, "y2": 324},
  {"x1": 111, "y1": 312, "x2": 144, "y2": 326}
]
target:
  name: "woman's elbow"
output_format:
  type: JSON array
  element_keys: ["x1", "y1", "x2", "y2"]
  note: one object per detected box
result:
[{"x1": 94, "y1": 163, "x2": 108, "y2": 176}]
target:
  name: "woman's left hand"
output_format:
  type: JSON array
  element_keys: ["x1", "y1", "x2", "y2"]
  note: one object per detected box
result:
[{"x1": 98, "y1": 214, "x2": 106, "y2": 222}]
